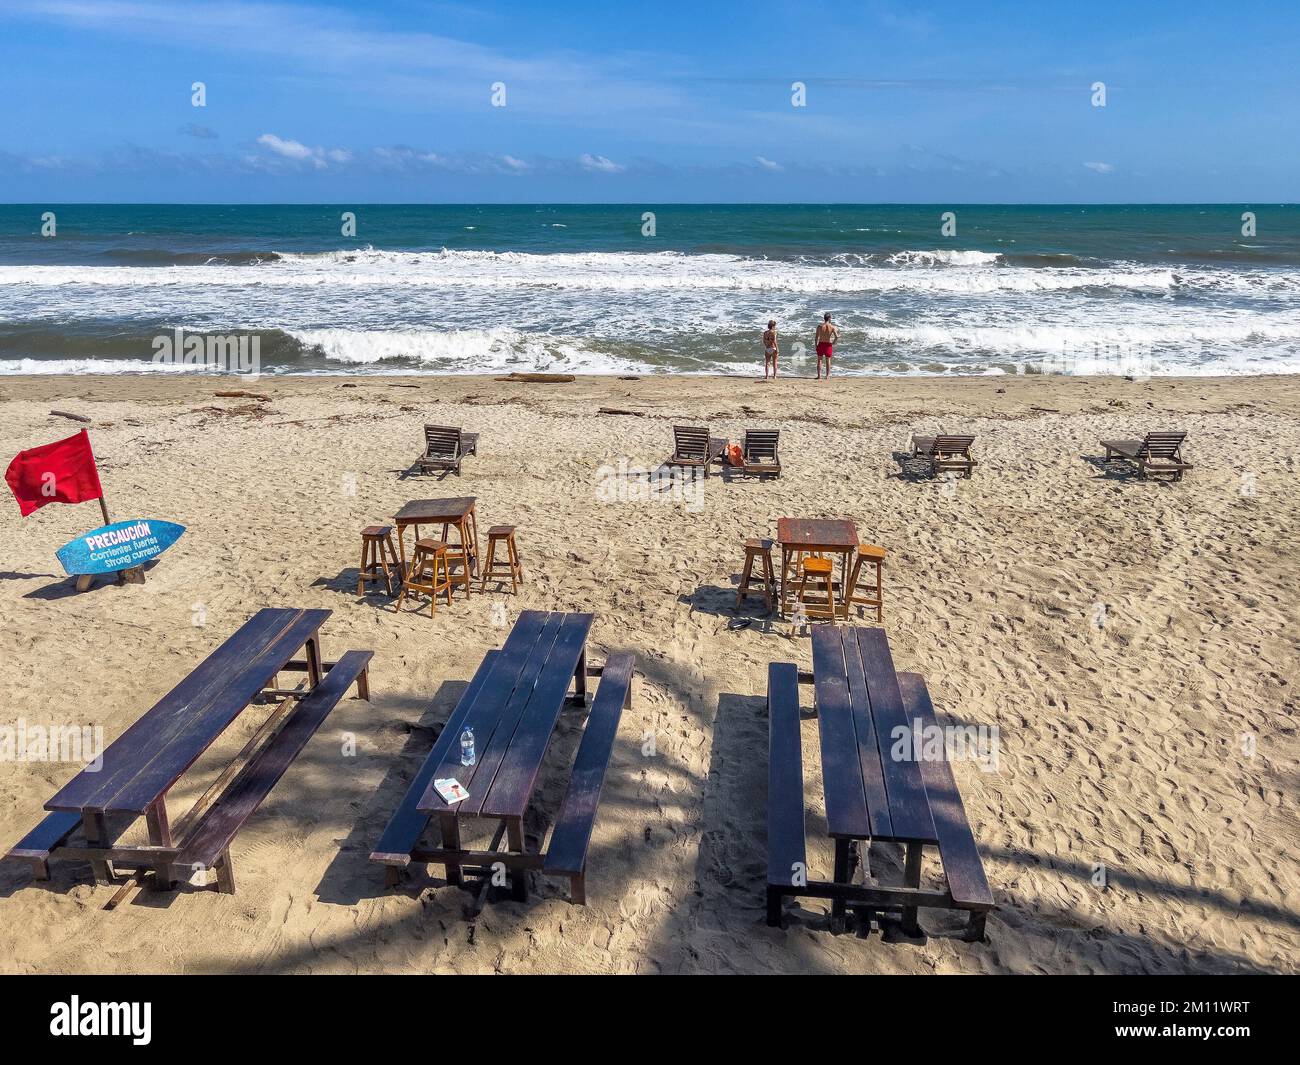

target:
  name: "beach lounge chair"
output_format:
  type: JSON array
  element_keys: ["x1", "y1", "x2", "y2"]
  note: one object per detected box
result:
[
  {"x1": 665, "y1": 425, "x2": 725, "y2": 478},
  {"x1": 910, "y1": 434, "x2": 976, "y2": 478},
  {"x1": 1101, "y1": 432, "x2": 1190, "y2": 480},
  {"x1": 418, "y1": 425, "x2": 479, "y2": 476},
  {"x1": 741, "y1": 429, "x2": 782, "y2": 477}
]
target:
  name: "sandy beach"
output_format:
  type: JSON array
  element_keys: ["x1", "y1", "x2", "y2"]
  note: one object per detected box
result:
[{"x1": 0, "y1": 370, "x2": 1297, "y2": 975}]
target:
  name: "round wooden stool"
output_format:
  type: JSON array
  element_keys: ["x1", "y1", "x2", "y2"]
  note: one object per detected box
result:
[
  {"x1": 396, "y1": 538, "x2": 453, "y2": 617},
  {"x1": 358, "y1": 524, "x2": 400, "y2": 597},
  {"x1": 797, "y1": 556, "x2": 837, "y2": 620},
  {"x1": 845, "y1": 543, "x2": 885, "y2": 622},
  {"x1": 736, "y1": 537, "x2": 776, "y2": 612},
  {"x1": 481, "y1": 525, "x2": 523, "y2": 593}
]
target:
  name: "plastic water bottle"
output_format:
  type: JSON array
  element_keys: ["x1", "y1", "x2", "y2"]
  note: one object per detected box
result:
[{"x1": 460, "y1": 727, "x2": 476, "y2": 766}]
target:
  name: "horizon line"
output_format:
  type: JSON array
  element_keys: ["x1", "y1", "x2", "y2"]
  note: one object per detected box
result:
[{"x1": 1, "y1": 201, "x2": 1296, "y2": 208}]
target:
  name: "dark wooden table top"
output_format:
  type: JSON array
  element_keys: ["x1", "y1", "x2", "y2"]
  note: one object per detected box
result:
[
  {"x1": 810, "y1": 625, "x2": 938, "y2": 845},
  {"x1": 394, "y1": 496, "x2": 476, "y2": 524},
  {"x1": 776, "y1": 517, "x2": 858, "y2": 551},
  {"x1": 417, "y1": 609, "x2": 593, "y2": 820},
  {"x1": 46, "y1": 607, "x2": 330, "y2": 816}
]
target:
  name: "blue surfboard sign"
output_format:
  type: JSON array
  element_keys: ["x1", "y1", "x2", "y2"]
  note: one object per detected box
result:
[{"x1": 56, "y1": 519, "x2": 186, "y2": 576}]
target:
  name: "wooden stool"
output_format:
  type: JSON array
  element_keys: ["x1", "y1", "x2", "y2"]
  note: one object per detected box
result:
[
  {"x1": 395, "y1": 538, "x2": 453, "y2": 617},
  {"x1": 481, "y1": 525, "x2": 524, "y2": 592},
  {"x1": 737, "y1": 538, "x2": 776, "y2": 611},
  {"x1": 845, "y1": 543, "x2": 885, "y2": 621},
  {"x1": 796, "y1": 556, "x2": 837, "y2": 620},
  {"x1": 358, "y1": 525, "x2": 400, "y2": 596}
]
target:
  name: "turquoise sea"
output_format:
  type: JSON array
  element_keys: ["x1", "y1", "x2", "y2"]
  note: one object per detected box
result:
[{"x1": 1, "y1": 203, "x2": 1297, "y2": 375}]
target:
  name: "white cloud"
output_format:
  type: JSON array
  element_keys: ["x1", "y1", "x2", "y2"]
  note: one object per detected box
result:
[
  {"x1": 500, "y1": 154, "x2": 530, "y2": 171},
  {"x1": 1084, "y1": 161, "x2": 1115, "y2": 174},
  {"x1": 579, "y1": 153, "x2": 625, "y2": 173},
  {"x1": 257, "y1": 134, "x2": 314, "y2": 161},
  {"x1": 755, "y1": 155, "x2": 782, "y2": 171},
  {"x1": 257, "y1": 133, "x2": 351, "y2": 169}
]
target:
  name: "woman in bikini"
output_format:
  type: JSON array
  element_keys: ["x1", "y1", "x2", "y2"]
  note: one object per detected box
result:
[{"x1": 762, "y1": 319, "x2": 779, "y2": 379}]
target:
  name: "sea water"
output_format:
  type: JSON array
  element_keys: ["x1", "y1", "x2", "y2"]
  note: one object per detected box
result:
[{"x1": 1, "y1": 203, "x2": 1297, "y2": 377}]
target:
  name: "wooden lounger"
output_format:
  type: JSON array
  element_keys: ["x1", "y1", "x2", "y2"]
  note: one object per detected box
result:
[
  {"x1": 910, "y1": 434, "x2": 976, "y2": 478},
  {"x1": 1101, "y1": 431, "x2": 1190, "y2": 480},
  {"x1": 665, "y1": 425, "x2": 725, "y2": 478},
  {"x1": 741, "y1": 429, "x2": 781, "y2": 477},
  {"x1": 419, "y1": 425, "x2": 479, "y2": 476}
]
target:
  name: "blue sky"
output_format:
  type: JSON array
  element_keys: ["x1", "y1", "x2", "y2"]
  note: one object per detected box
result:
[{"x1": 0, "y1": 0, "x2": 1296, "y2": 202}]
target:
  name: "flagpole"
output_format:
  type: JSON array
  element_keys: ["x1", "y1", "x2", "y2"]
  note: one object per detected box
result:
[{"x1": 84, "y1": 434, "x2": 140, "y2": 587}]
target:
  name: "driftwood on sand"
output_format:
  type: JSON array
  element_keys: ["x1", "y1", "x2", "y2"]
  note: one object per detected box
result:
[
  {"x1": 494, "y1": 372, "x2": 576, "y2": 383},
  {"x1": 50, "y1": 410, "x2": 91, "y2": 423},
  {"x1": 214, "y1": 390, "x2": 271, "y2": 401}
]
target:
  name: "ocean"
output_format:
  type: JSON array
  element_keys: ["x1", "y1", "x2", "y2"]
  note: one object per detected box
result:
[{"x1": 2, "y1": 203, "x2": 1298, "y2": 377}]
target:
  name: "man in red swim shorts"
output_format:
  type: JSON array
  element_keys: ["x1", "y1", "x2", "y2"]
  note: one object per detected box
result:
[{"x1": 815, "y1": 312, "x2": 838, "y2": 380}]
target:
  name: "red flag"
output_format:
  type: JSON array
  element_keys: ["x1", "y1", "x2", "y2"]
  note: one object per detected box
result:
[{"x1": 4, "y1": 430, "x2": 104, "y2": 517}]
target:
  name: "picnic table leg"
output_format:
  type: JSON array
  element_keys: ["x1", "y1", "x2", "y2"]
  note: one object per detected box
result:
[
  {"x1": 902, "y1": 841, "x2": 923, "y2": 935},
  {"x1": 81, "y1": 810, "x2": 114, "y2": 883},
  {"x1": 304, "y1": 636, "x2": 323, "y2": 687},
  {"x1": 145, "y1": 798, "x2": 175, "y2": 888},
  {"x1": 439, "y1": 813, "x2": 464, "y2": 887},
  {"x1": 506, "y1": 818, "x2": 529, "y2": 903},
  {"x1": 831, "y1": 838, "x2": 850, "y2": 933},
  {"x1": 572, "y1": 646, "x2": 588, "y2": 705},
  {"x1": 215, "y1": 849, "x2": 236, "y2": 894}
]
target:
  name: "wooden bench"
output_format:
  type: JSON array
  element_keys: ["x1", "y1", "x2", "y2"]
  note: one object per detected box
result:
[
  {"x1": 369, "y1": 650, "x2": 500, "y2": 881},
  {"x1": 373, "y1": 611, "x2": 631, "y2": 909},
  {"x1": 543, "y1": 653, "x2": 635, "y2": 903},
  {"x1": 419, "y1": 425, "x2": 478, "y2": 476},
  {"x1": 1101, "y1": 431, "x2": 1190, "y2": 480},
  {"x1": 765, "y1": 662, "x2": 806, "y2": 927},
  {"x1": 171, "y1": 651, "x2": 373, "y2": 892},
  {"x1": 763, "y1": 626, "x2": 995, "y2": 942},
  {"x1": 911, "y1": 434, "x2": 977, "y2": 478},
  {"x1": 5, "y1": 812, "x2": 83, "y2": 881},
  {"x1": 3, "y1": 609, "x2": 372, "y2": 899},
  {"x1": 898, "y1": 672, "x2": 995, "y2": 940}
]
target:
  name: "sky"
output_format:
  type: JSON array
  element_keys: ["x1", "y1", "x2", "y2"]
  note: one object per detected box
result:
[{"x1": 0, "y1": 0, "x2": 1296, "y2": 202}]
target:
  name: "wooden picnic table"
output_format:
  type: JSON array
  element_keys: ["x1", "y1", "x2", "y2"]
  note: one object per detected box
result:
[
  {"x1": 766, "y1": 625, "x2": 994, "y2": 939},
  {"x1": 372, "y1": 609, "x2": 635, "y2": 906},
  {"x1": 776, "y1": 517, "x2": 858, "y2": 618},
  {"x1": 393, "y1": 496, "x2": 480, "y2": 600},
  {"x1": 5, "y1": 608, "x2": 372, "y2": 896}
]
